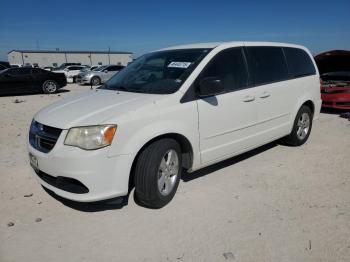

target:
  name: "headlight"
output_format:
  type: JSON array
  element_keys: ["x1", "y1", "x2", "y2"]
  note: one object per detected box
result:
[{"x1": 64, "y1": 125, "x2": 117, "y2": 150}]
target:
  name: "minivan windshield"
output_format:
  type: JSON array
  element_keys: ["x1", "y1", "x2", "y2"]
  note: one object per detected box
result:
[{"x1": 100, "y1": 48, "x2": 211, "y2": 94}]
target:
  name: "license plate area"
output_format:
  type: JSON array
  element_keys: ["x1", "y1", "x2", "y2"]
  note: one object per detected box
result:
[{"x1": 29, "y1": 153, "x2": 39, "y2": 172}]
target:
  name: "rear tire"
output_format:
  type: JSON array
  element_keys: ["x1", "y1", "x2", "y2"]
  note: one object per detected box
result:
[
  {"x1": 42, "y1": 80, "x2": 58, "y2": 94},
  {"x1": 91, "y1": 76, "x2": 101, "y2": 86},
  {"x1": 283, "y1": 105, "x2": 313, "y2": 146},
  {"x1": 134, "y1": 139, "x2": 182, "y2": 208}
]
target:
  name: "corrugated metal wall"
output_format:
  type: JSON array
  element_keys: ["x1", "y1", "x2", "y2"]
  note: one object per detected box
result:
[{"x1": 8, "y1": 51, "x2": 133, "y2": 67}]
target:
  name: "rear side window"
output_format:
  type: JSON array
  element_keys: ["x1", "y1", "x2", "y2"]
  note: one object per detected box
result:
[
  {"x1": 199, "y1": 47, "x2": 249, "y2": 92},
  {"x1": 246, "y1": 47, "x2": 288, "y2": 85},
  {"x1": 115, "y1": 65, "x2": 124, "y2": 70},
  {"x1": 7, "y1": 69, "x2": 20, "y2": 75},
  {"x1": 32, "y1": 68, "x2": 44, "y2": 74},
  {"x1": 9, "y1": 68, "x2": 31, "y2": 75},
  {"x1": 107, "y1": 66, "x2": 120, "y2": 71},
  {"x1": 107, "y1": 65, "x2": 124, "y2": 71},
  {"x1": 284, "y1": 47, "x2": 316, "y2": 77}
]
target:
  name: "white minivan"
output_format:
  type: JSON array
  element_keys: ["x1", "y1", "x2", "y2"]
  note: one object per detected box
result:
[{"x1": 28, "y1": 41, "x2": 321, "y2": 208}]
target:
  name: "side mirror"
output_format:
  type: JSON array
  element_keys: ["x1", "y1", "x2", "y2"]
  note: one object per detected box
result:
[
  {"x1": 197, "y1": 77, "x2": 224, "y2": 97},
  {"x1": 103, "y1": 70, "x2": 108, "y2": 73},
  {"x1": 64, "y1": 68, "x2": 69, "y2": 72}
]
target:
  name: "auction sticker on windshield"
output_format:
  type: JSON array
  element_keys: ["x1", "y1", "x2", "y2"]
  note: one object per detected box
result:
[{"x1": 168, "y1": 62, "x2": 192, "y2": 68}]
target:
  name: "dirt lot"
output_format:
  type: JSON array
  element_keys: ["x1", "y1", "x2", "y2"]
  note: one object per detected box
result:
[{"x1": 0, "y1": 84, "x2": 349, "y2": 262}]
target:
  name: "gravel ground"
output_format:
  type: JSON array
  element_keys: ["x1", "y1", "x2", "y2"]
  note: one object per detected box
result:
[{"x1": 0, "y1": 84, "x2": 349, "y2": 262}]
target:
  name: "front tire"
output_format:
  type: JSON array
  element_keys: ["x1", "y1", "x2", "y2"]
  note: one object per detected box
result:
[
  {"x1": 91, "y1": 76, "x2": 101, "y2": 86},
  {"x1": 42, "y1": 80, "x2": 58, "y2": 94},
  {"x1": 283, "y1": 105, "x2": 313, "y2": 146},
  {"x1": 134, "y1": 139, "x2": 182, "y2": 208}
]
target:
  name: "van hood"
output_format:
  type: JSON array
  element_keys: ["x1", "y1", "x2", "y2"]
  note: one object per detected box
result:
[{"x1": 34, "y1": 89, "x2": 163, "y2": 129}]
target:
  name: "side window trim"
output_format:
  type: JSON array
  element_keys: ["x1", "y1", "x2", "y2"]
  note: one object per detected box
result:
[
  {"x1": 242, "y1": 47, "x2": 253, "y2": 87},
  {"x1": 281, "y1": 47, "x2": 293, "y2": 80}
]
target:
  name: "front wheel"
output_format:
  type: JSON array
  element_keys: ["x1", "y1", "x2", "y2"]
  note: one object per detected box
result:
[
  {"x1": 134, "y1": 139, "x2": 182, "y2": 208},
  {"x1": 283, "y1": 105, "x2": 313, "y2": 146},
  {"x1": 42, "y1": 80, "x2": 58, "y2": 94},
  {"x1": 90, "y1": 76, "x2": 101, "y2": 86}
]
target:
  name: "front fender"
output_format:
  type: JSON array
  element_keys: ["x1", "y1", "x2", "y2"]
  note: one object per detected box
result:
[{"x1": 107, "y1": 100, "x2": 201, "y2": 169}]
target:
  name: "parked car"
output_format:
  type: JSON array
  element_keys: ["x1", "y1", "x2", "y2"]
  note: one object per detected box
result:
[
  {"x1": 76, "y1": 65, "x2": 124, "y2": 85},
  {"x1": 52, "y1": 63, "x2": 81, "y2": 71},
  {"x1": 54, "y1": 65, "x2": 88, "y2": 83},
  {"x1": 28, "y1": 41, "x2": 321, "y2": 208},
  {"x1": 43, "y1": 66, "x2": 55, "y2": 71},
  {"x1": 315, "y1": 50, "x2": 350, "y2": 110},
  {"x1": 90, "y1": 65, "x2": 100, "y2": 71},
  {"x1": 10, "y1": 64, "x2": 21, "y2": 68},
  {"x1": 0, "y1": 67, "x2": 67, "y2": 95},
  {"x1": 0, "y1": 61, "x2": 11, "y2": 70}
]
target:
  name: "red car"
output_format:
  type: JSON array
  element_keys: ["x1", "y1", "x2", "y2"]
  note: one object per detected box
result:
[{"x1": 315, "y1": 50, "x2": 350, "y2": 110}]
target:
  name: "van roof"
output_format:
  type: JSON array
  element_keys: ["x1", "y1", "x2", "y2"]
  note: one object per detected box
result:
[{"x1": 159, "y1": 41, "x2": 305, "y2": 51}]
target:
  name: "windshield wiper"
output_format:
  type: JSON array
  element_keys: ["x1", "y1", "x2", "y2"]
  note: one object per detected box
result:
[
  {"x1": 114, "y1": 85, "x2": 144, "y2": 93},
  {"x1": 115, "y1": 86, "x2": 129, "y2": 91}
]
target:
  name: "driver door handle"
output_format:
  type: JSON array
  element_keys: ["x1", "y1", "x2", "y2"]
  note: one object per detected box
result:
[{"x1": 242, "y1": 95, "x2": 255, "y2": 102}]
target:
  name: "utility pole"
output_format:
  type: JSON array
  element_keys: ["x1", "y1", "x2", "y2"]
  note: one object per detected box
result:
[
  {"x1": 36, "y1": 40, "x2": 40, "y2": 50},
  {"x1": 89, "y1": 53, "x2": 92, "y2": 65},
  {"x1": 108, "y1": 46, "x2": 111, "y2": 65}
]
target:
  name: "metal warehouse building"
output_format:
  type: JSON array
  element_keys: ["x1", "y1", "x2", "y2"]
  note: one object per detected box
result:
[{"x1": 7, "y1": 50, "x2": 133, "y2": 67}]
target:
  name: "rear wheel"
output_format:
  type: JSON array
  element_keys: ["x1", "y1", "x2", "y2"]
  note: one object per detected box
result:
[
  {"x1": 42, "y1": 80, "x2": 58, "y2": 94},
  {"x1": 91, "y1": 76, "x2": 101, "y2": 86},
  {"x1": 283, "y1": 105, "x2": 313, "y2": 146},
  {"x1": 134, "y1": 139, "x2": 182, "y2": 208}
]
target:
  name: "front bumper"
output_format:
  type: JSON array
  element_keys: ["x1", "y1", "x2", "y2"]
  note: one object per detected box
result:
[
  {"x1": 76, "y1": 75, "x2": 92, "y2": 85},
  {"x1": 321, "y1": 91, "x2": 350, "y2": 110},
  {"x1": 28, "y1": 131, "x2": 134, "y2": 202}
]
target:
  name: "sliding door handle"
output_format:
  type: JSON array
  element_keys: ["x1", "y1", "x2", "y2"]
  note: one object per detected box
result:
[
  {"x1": 242, "y1": 95, "x2": 255, "y2": 102},
  {"x1": 259, "y1": 91, "x2": 271, "y2": 98}
]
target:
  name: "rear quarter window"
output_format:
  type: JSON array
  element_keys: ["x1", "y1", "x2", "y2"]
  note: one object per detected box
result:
[
  {"x1": 246, "y1": 46, "x2": 289, "y2": 85},
  {"x1": 283, "y1": 47, "x2": 316, "y2": 77}
]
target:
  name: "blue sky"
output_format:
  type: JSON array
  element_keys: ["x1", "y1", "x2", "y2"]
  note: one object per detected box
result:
[{"x1": 0, "y1": 0, "x2": 349, "y2": 61}]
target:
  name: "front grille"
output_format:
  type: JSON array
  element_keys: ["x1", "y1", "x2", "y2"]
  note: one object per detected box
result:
[
  {"x1": 29, "y1": 121, "x2": 62, "y2": 153},
  {"x1": 336, "y1": 102, "x2": 350, "y2": 106}
]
